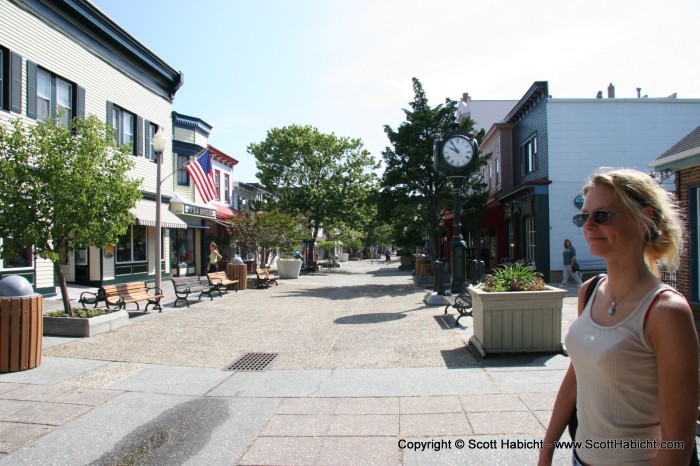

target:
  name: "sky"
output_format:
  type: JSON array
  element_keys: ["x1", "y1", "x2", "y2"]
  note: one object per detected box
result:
[{"x1": 90, "y1": 0, "x2": 700, "y2": 183}]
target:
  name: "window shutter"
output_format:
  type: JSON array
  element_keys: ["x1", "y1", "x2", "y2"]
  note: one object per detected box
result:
[
  {"x1": 136, "y1": 115, "x2": 143, "y2": 157},
  {"x1": 144, "y1": 119, "x2": 151, "y2": 159},
  {"x1": 0, "y1": 49, "x2": 4, "y2": 110},
  {"x1": 12, "y1": 52, "x2": 23, "y2": 114},
  {"x1": 76, "y1": 86, "x2": 85, "y2": 118}
]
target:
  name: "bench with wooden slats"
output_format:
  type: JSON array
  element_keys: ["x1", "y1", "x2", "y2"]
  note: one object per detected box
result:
[
  {"x1": 255, "y1": 268, "x2": 279, "y2": 289},
  {"x1": 443, "y1": 293, "x2": 472, "y2": 327},
  {"x1": 171, "y1": 276, "x2": 216, "y2": 307},
  {"x1": 101, "y1": 281, "x2": 164, "y2": 312},
  {"x1": 207, "y1": 271, "x2": 239, "y2": 294}
]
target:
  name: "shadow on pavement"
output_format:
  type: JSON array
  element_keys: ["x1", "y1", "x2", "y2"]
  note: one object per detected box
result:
[
  {"x1": 334, "y1": 312, "x2": 407, "y2": 324},
  {"x1": 275, "y1": 283, "x2": 420, "y2": 300}
]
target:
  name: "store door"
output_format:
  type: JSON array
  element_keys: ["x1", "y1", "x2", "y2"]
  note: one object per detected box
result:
[{"x1": 74, "y1": 248, "x2": 89, "y2": 284}]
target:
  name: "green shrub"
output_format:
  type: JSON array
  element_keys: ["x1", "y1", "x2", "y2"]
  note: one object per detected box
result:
[{"x1": 478, "y1": 261, "x2": 547, "y2": 292}]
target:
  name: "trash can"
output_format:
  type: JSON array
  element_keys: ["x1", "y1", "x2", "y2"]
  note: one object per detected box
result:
[
  {"x1": 226, "y1": 263, "x2": 248, "y2": 290},
  {"x1": 0, "y1": 275, "x2": 43, "y2": 373}
]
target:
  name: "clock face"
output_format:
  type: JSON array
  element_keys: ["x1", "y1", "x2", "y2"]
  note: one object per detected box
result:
[{"x1": 442, "y1": 136, "x2": 473, "y2": 167}]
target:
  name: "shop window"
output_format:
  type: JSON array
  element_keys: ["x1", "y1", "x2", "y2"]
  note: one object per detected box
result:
[
  {"x1": 27, "y1": 64, "x2": 80, "y2": 127},
  {"x1": 106, "y1": 101, "x2": 142, "y2": 155},
  {"x1": 520, "y1": 135, "x2": 538, "y2": 175},
  {"x1": 495, "y1": 158, "x2": 501, "y2": 187},
  {"x1": 171, "y1": 228, "x2": 195, "y2": 267},
  {"x1": 1, "y1": 238, "x2": 32, "y2": 269},
  {"x1": 0, "y1": 46, "x2": 8, "y2": 111},
  {"x1": 525, "y1": 216, "x2": 536, "y2": 261},
  {"x1": 177, "y1": 154, "x2": 190, "y2": 186},
  {"x1": 224, "y1": 174, "x2": 230, "y2": 203},
  {"x1": 116, "y1": 225, "x2": 147, "y2": 263},
  {"x1": 145, "y1": 122, "x2": 156, "y2": 161}
]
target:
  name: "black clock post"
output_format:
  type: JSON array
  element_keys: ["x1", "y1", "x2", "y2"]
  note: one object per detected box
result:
[{"x1": 433, "y1": 130, "x2": 479, "y2": 295}]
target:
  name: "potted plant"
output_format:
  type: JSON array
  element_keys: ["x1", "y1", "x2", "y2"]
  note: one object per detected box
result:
[{"x1": 467, "y1": 261, "x2": 566, "y2": 357}]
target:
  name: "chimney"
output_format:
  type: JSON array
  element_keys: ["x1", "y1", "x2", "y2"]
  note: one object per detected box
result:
[
  {"x1": 462, "y1": 92, "x2": 471, "y2": 103},
  {"x1": 596, "y1": 91, "x2": 603, "y2": 99},
  {"x1": 636, "y1": 87, "x2": 642, "y2": 98},
  {"x1": 607, "y1": 83, "x2": 615, "y2": 98}
]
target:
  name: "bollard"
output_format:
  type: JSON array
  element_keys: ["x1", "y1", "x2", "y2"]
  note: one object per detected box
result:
[{"x1": 435, "y1": 260, "x2": 445, "y2": 295}]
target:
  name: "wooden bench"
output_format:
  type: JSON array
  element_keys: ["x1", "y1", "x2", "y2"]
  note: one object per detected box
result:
[
  {"x1": 98, "y1": 281, "x2": 164, "y2": 312},
  {"x1": 255, "y1": 268, "x2": 279, "y2": 289},
  {"x1": 171, "y1": 276, "x2": 217, "y2": 308},
  {"x1": 207, "y1": 271, "x2": 239, "y2": 294},
  {"x1": 444, "y1": 293, "x2": 472, "y2": 327}
]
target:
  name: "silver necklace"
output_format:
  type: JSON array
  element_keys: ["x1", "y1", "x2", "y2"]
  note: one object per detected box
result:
[{"x1": 608, "y1": 275, "x2": 645, "y2": 315}]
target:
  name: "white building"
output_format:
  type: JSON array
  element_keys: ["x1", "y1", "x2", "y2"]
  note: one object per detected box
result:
[{"x1": 0, "y1": 0, "x2": 184, "y2": 293}]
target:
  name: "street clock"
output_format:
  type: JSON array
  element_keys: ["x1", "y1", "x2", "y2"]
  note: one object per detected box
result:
[{"x1": 433, "y1": 133, "x2": 479, "y2": 176}]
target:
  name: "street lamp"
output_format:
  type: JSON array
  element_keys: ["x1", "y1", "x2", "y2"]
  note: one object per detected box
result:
[{"x1": 152, "y1": 127, "x2": 168, "y2": 291}]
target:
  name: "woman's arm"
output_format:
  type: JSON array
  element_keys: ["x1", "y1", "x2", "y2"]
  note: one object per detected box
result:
[
  {"x1": 539, "y1": 281, "x2": 594, "y2": 464},
  {"x1": 646, "y1": 292, "x2": 699, "y2": 465},
  {"x1": 538, "y1": 363, "x2": 577, "y2": 465}
]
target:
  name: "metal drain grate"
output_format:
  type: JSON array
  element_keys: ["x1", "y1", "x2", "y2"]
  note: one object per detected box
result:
[{"x1": 224, "y1": 352, "x2": 278, "y2": 371}]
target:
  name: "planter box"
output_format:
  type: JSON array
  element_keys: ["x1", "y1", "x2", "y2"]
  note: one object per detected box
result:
[
  {"x1": 467, "y1": 285, "x2": 566, "y2": 357},
  {"x1": 43, "y1": 309, "x2": 129, "y2": 338},
  {"x1": 338, "y1": 253, "x2": 349, "y2": 262},
  {"x1": 277, "y1": 259, "x2": 302, "y2": 279}
]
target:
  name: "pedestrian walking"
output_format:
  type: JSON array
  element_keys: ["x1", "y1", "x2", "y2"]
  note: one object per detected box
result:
[
  {"x1": 539, "y1": 168, "x2": 699, "y2": 465},
  {"x1": 560, "y1": 239, "x2": 583, "y2": 287},
  {"x1": 208, "y1": 242, "x2": 222, "y2": 272}
]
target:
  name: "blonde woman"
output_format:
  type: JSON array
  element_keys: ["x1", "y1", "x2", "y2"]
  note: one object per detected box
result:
[{"x1": 539, "y1": 168, "x2": 698, "y2": 465}]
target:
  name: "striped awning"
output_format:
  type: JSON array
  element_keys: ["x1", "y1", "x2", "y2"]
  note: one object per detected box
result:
[{"x1": 130, "y1": 200, "x2": 187, "y2": 229}]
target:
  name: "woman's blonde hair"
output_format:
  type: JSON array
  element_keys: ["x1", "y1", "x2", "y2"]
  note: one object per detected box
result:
[{"x1": 582, "y1": 168, "x2": 684, "y2": 273}]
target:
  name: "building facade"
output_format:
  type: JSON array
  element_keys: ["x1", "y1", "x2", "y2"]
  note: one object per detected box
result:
[
  {"x1": 453, "y1": 82, "x2": 700, "y2": 283},
  {"x1": 649, "y1": 125, "x2": 700, "y2": 310},
  {"x1": 0, "y1": 0, "x2": 183, "y2": 293}
]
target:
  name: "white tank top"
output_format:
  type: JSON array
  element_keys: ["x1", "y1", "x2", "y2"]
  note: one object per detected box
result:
[{"x1": 565, "y1": 278, "x2": 672, "y2": 465}]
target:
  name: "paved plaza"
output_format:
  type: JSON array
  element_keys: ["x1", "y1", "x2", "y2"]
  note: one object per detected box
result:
[{"x1": 0, "y1": 259, "x2": 582, "y2": 465}]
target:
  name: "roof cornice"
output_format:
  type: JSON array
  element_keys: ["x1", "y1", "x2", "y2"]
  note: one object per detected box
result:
[{"x1": 13, "y1": 0, "x2": 183, "y2": 100}]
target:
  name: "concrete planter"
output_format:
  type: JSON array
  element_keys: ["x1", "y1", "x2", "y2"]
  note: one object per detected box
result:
[
  {"x1": 43, "y1": 309, "x2": 129, "y2": 338},
  {"x1": 467, "y1": 285, "x2": 566, "y2": 357},
  {"x1": 338, "y1": 253, "x2": 349, "y2": 262},
  {"x1": 277, "y1": 259, "x2": 302, "y2": 279}
]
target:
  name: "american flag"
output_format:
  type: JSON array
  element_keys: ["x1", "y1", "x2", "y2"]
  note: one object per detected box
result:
[{"x1": 185, "y1": 149, "x2": 217, "y2": 204}]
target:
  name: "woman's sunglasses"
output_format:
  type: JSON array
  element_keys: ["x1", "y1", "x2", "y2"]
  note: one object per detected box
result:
[{"x1": 572, "y1": 210, "x2": 616, "y2": 227}]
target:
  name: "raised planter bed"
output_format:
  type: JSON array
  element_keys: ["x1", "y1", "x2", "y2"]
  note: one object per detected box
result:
[
  {"x1": 43, "y1": 309, "x2": 129, "y2": 338},
  {"x1": 467, "y1": 285, "x2": 566, "y2": 357}
]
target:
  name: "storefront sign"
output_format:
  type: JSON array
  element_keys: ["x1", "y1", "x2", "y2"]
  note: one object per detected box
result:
[
  {"x1": 183, "y1": 204, "x2": 215, "y2": 218},
  {"x1": 170, "y1": 200, "x2": 216, "y2": 219}
]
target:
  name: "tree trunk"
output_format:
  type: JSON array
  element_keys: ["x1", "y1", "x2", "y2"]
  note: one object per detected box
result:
[{"x1": 52, "y1": 260, "x2": 73, "y2": 316}]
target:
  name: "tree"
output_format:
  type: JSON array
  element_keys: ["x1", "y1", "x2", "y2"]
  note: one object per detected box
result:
[
  {"x1": 226, "y1": 209, "x2": 306, "y2": 265},
  {"x1": 0, "y1": 116, "x2": 142, "y2": 315},
  {"x1": 380, "y1": 78, "x2": 487, "y2": 274},
  {"x1": 248, "y1": 125, "x2": 379, "y2": 260}
]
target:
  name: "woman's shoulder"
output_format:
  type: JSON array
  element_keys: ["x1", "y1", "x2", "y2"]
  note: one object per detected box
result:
[{"x1": 644, "y1": 287, "x2": 695, "y2": 348}]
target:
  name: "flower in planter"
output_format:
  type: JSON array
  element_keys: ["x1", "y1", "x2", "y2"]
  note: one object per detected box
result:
[
  {"x1": 478, "y1": 261, "x2": 547, "y2": 292},
  {"x1": 46, "y1": 308, "x2": 116, "y2": 318}
]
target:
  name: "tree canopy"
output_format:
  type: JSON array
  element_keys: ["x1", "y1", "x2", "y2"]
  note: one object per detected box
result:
[
  {"x1": 380, "y1": 77, "x2": 487, "y2": 262},
  {"x1": 0, "y1": 116, "x2": 142, "y2": 314},
  {"x1": 248, "y1": 124, "x2": 379, "y2": 258}
]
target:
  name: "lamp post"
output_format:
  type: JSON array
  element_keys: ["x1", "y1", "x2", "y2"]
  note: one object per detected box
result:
[{"x1": 152, "y1": 127, "x2": 168, "y2": 291}]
